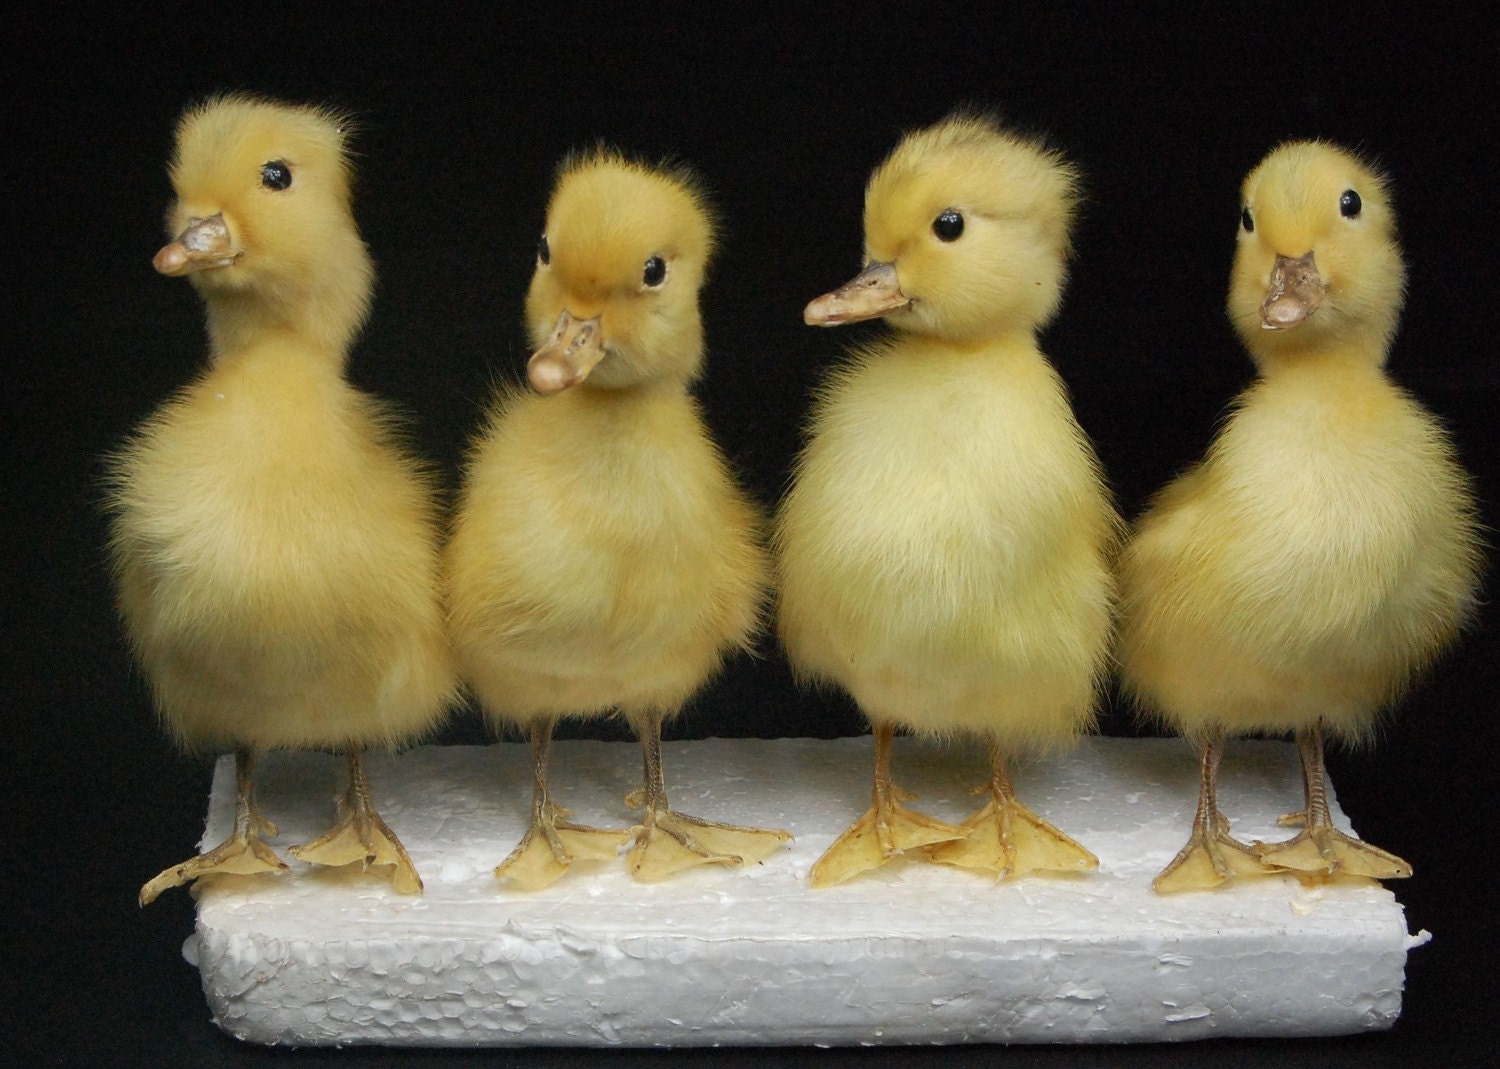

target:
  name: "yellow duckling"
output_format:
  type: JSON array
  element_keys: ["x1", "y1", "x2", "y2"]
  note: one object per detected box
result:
[
  {"x1": 776, "y1": 114, "x2": 1118, "y2": 887},
  {"x1": 1118, "y1": 141, "x2": 1482, "y2": 893},
  {"x1": 446, "y1": 149, "x2": 790, "y2": 889},
  {"x1": 109, "y1": 96, "x2": 455, "y2": 905}
]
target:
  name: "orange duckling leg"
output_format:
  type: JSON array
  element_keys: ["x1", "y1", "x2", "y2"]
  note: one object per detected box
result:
[
  {"x1": 1154, "y1": 731, "x2": 1279, "y2": 893},
  {"x1": 808, "y1": 722, "x2": 966, "y2": 888},
  {"x1": 140, "y1": 748, "x2": 288, "y2": 906},
  {"x1": 925, "y1": 736, "x2": 1096, "y2": 879},
  {"x1": 495, "y1": 721, "x2": 632, "y2": 890},
  {"x1": 1255, "y1": 721, "x2": 1411, "y2": 882},
  {"x1": 625, "y1": 712, "x2": 791, "y2": 882},
  {"x1": 290, "y1": 747, "x2": 424, "y2": 894}
]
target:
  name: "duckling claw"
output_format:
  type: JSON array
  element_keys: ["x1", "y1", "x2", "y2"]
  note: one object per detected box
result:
[
  {"x1": 925, "y1": 798, "x2": 1097, "y2": 878},
  {"x1": 808, "y1": 802, "x2": 965, "y2": 888}
]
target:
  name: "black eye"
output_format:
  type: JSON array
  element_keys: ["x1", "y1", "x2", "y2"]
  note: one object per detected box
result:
[
  {"x1": 1240, "y1": 207, "x2": 1254, "y2": 233},
  {"x1": 537, "y1": 235, "x2": 550, "y2": 265},
  {"x1": 260, "y1": 160, "x2": 292, "y2": 191},
  {"x1": 932, "y1": 208, "x2": 964, "y2": 242},
  {"x1": 643, "y1": 256, "x2": 667, "y2": 287},
  {"x1": 1339, "y1": 189, "x2": 1362, "y2": 218}
]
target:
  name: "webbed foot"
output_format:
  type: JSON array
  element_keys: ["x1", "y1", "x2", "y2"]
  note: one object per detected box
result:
[
  {"x1": 626, "y1": 806, "x2": 791, "y2": 882},
  {"x1": 496, "y1": 808, "x2": 632, "y2": 890},
  {"x1": 140, "y1": 831, "x2": 288, "y2": 906},
  {"x1": 1154, "y1": 820, "x2": 1277, "y2": 893},
  {"x1": 925, "y1": 797, "x2": 1096, "y2": 878},
  {"x1": 1255, "y1": 824, "x2": 1411, "y2": 882},
  {"x1": 808, "y1": 798, "x2": 965, "y2": 888},
  {"x1": 289, "y1": 750, "x2": 423, "y2": 894}
]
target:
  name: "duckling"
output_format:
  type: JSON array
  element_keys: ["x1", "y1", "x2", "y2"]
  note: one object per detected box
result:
[
  {"x1": 446, "y1": 149, "x2": 790, "y2": 889},
  {"x1": 1118, "y1": 141, "x2": 1482, "y2": 893},
  {"x1": 109, "y1": 95, "x2": 455, "y2": 905},
  {"x1": 776, "y1": 114, "x2": 1118, "y2": 887}
]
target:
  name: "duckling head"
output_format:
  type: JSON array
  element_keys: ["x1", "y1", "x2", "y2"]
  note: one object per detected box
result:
[
  {"x1": 1229, "y1": 141, "x2": 1404, "y2": 368},
  {"x1": 805, "y1": 113, "x2": 1079, "y2": 343},
  {"x1": 155, "y1": 94, "x2": 372, "y2": 354},
  {"x1": 524, "y1": 149, "x2": 715, "y2": 394}
]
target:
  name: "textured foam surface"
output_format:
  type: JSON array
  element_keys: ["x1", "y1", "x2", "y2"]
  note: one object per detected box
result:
[{"x1": 183, "y1": 737, "x2": 1420, "y2": 1046}]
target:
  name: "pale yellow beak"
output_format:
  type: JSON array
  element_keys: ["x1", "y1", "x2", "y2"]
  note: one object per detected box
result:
[
  {"x1": 527, "y1": 310, "x2": 607, "y2": 394},
  {"x1": 804, "y1": 261, "x2": 911, "y2": 327},
  {"x1": 1260, "y1": 252, "x2": 1325, "y2": 330},
  {"x1": 153, "y1": 214, "x2": 240, "y2": 276}
]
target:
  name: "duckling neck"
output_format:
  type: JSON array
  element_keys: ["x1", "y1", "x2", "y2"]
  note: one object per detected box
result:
[
  {"x1": 1250, "y1": 338, "x2": 1389, "y2": 380},
  {"x1": 900, "y1": 328, "x2": 1042, "y2": 364},
  {"x1": 202, "y1": 274, "x2": 371, "y2": 367},
  {"x1": 1253, "y1": 349, "x2": 1392, "y2": 408},
  {"x1": 571, "y1": 376, "x2": 690, "y2": 410}
]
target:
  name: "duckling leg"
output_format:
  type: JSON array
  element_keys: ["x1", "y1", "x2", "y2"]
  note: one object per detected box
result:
[
  {"x1": 140, "y1": 748, "x2": 288, "y2": 906},
  {"x1": 924, "y1": 737, "x2": 1096, "y2": 878},
  {"x1": 624, "y1": 712, "x2": 791, "y2": 882},
  {"x1": 1154, "y1": 731, "x2": 1276, "y2": 893},
  {"x1": 1254, "y1": 722, "x2": 1411, "y2": 881},
  {"x1": 495, "y1": 721, "x2": 632, "y2": 890},
  {"x1": 807, "y1": 723, "x2": 966, "y2": 888},
  {"x1": 289, "y1": 747, "x2": 424, "y2": 894}
]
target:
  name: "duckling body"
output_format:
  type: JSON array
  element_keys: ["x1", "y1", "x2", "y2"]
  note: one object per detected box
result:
[
  {"x1": 1119, "y1": 141, "x2": 1481, "y2": 892},
  {"x1": 446, "y1": 151, "x2": 788, "y2": 888},
  {"x1": 777, "y1": 115, "x2": 1116, "y2": 886},
  {"x1": 452, "y1": 383, "x2": 763, "y2": 721},
  {"x1": 781, "y1": 335, "x2": 1109, "y2": 741},
  {"x1": 110, "y1": 96, "x2": 454, "y2": 904}
]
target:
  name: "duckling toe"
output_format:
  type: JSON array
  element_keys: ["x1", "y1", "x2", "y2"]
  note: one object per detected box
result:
[
  {"x1": 925, "y1": 799, "x2": 1097, "y2": 878},
  {"x1": 626, "y1": 811, "x2": 791, "y2": 882},
  {"x1": 496, "y1": 820, "x2": 632, "y2": 891},
  {"x1": 291, "y1": 807, "x2": 424, "y2": 894},
  {"x1": 1256, "y1": 826, "x2": 1411, "y2": 881},
  {"x1": 808, "y1": 802, "x2": 965, "y2": 888},
  {"x1": 1152, "y1": 830, "x2": 1276, "y2": 894},
  {"x1": 139, "y1": 832, "x2": 288, "y2": 906}
]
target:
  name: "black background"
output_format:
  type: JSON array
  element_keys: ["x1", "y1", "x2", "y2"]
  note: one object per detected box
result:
[{"x1": 9, "y1": 6, "x2": 1496, "y2": 1067}]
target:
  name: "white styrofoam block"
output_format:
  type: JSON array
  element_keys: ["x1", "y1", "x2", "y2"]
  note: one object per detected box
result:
[{"x1": 183, "y1": 737, "x2": 1417, "y2": 1047}]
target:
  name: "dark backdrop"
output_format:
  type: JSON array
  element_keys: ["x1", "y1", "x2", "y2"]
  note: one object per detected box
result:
[{"x1": 8, "y1": 6, "x2": 1496, "y2": 1067}]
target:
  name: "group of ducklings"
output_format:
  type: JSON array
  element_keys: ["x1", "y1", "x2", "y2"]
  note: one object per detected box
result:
[{"x1": 109, "y1": 95, "x2": 1481, "y2": 908}]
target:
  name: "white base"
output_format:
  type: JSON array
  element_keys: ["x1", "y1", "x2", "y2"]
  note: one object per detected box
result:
[{"x1": 184, "y1": 737, "x2": 1420, "y2": 1046}]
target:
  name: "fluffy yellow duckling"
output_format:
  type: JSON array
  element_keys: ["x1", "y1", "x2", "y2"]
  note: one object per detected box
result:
[
  {"x1": 109, "y1": 96, "x2": 455, "y2": 905},
  {"x1": 446, "y1": 149, "x2": 790, "y2": 889},
  {"x1": 776, "y1": 114, "x2": 1118, "y2": 887},
  {"x1": 1118, "y1": 141, "x2": 1482, "y2": 893}
]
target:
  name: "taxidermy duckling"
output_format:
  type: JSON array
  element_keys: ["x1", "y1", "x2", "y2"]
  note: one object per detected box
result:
[
  {"x1": 1118, "y1": 141, "x2": 1482, "y2": 893},
  {"x1": 109, "y1": 95, "x2": 455, "y2": 905},
  {"x1": 446, "y1": 149, "x2": 790, "y2": 889},
  {"x1": 776, "y1": 114, "x2": 1117, "y2": 887}
]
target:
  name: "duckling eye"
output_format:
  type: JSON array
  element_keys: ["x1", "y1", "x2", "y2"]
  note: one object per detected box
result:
[
  {"x1": 537, "y1": 235, "x2": 550, "y2": 265},
  {"x1": 1339, "y1": 189, "x2": 1362, "y2": 218},
  {"x1": 642, "y1": 256, "x2": 667, "y2": 287},
  {"x1": 932, "y1": 208, "x2": 965, "y2": 242},
  {"x1": 1240, "y1": 207, "x2": 1254, "y2": 233},
  {"x1": 260, "y1": 160, "x2": 292, "y2": 191}
]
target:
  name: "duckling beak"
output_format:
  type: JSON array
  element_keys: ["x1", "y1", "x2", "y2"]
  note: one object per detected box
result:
[
  {"x1": 153, "y1": 214, "x2": 240, "y2": 276},
  {"x1": 1260, "y1": 252, "x2": 1324, "y2": 330},
  {"x1": 804, "y1": 261, "x2": 911, "y2": 326},
  {"x1": 528, "y1": 310, "x2": 607, "y2": 394}
]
